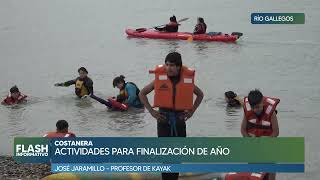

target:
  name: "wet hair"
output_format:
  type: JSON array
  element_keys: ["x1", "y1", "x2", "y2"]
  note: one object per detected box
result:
[
  {"x1": 113, "y1": 75, "x2": 126, "y2": 88},
  {"x1": 56, "y1": 120, "x2": 69, "y2": 131},
  {"x1": 165, "y1": 52, "x2": 182, "y2": 67},
  {"x1": 78, "y1": 67, "x2": 88, "y2": 74},
  {"x1": 170, "y1": 15, "x2": 177, "y2": 22},
  {"x1": 10, "y1": 86, "x2": 20, "y2": 93},
  {"x1": 198, "y1": 17, "x2": 204, "y2": 23},
  {"x1": 225, "y1": 91, "x2": 237, "y2": 99},
  {"x1": 248, "y1": 89, "x2": 263, "y2": 107}
]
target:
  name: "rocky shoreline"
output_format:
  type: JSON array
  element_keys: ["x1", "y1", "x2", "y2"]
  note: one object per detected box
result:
[{"x1": 0, "y1": 156, "x2": 51, "y2": 180}]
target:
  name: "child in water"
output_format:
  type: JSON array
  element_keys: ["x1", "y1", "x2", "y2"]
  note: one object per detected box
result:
[{"x1": 1, "y1": 86, "x2": 27, "y2": 105}]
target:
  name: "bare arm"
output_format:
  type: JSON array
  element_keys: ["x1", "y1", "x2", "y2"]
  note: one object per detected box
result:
[
  {"x1": 139, "y1": 81, "x2": 166, "y2": 121},
  {"x1": 139, "y1": 81, "x2": 155, "y2": 112},
  {"x1": 270, "y1": 111, "x2": 279, "y2": 137},
  {"x1": 192, "y1": 85, "x2": 204, "y2": 113},
  {"x1": 241, "y1": 115, "x2": 249, "y2": 137}
]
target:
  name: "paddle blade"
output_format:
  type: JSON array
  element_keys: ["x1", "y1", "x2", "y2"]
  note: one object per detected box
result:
[
  {"x1": 135, "y1": 28, "x2": 147, "y2": 33},
  {"x1": 178, "y1": 17, "x2": 189, "y2": 23},
  {"x1": 231, "y1": 32, "x2": 243, "y2": 38}
]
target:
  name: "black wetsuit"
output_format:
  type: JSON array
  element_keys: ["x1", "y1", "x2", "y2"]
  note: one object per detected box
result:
[{"x1": 63, "y1": 77, "x2": 93, "y2": 98}]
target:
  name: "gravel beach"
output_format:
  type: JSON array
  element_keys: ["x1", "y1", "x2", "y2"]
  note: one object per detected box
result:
[{"x1": 0, "y1": 156, "x2": 51, "y2": 180}]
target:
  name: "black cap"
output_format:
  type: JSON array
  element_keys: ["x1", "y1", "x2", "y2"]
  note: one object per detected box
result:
[{"x1": 10, "y1": 86, "x2": 19, "y2": 93}]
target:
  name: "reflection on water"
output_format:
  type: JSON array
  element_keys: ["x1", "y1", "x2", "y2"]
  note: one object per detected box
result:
[
  {"x1": 107, "y1": 108, "x2": 146, "y2": 132},
  {"x1": 7, "y1": 107, "x2": 27, "y2": 136},
  {"x1": 225, "y1": 106, "x2": 241, "y2": 116},
  {"x1": 225, "y1": 106, "x2": 242, "y2": 130},
  {"x1": 74, "y1": 98, "x2": 93, "y2": 108},
  {"x1": 193, "y1": 42, "x2": 208, "y2": 51},
  {"x1": 128, "y1": 37, "x2": 149, "y2": 46},
  {"x1": 215, "y1": 97, "x2": 242, "y2": 130}
]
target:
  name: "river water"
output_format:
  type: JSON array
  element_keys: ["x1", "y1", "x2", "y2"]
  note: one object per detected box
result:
[{"x1": 0, "y1": 0, "x2": 319, "y2": 179}]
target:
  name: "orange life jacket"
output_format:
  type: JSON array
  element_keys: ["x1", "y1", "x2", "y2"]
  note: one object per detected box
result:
[
  {"x1": 225, "y1": 172, "x2": 268, "y2": 180},
  {"x1": 243, "y1": 96, "x2": 280, "y2": 137},
  {"x1": 2, "y1": 93, "x2": 27, "y2": 105},
  {"x1": 150, "y1": 64, "x2": 195, "y2": 111},
  {"x1": 43, "y1": 132, "x2": 76, "y2": 138}
]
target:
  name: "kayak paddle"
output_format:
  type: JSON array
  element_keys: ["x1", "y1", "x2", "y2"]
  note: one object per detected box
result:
[{"x1": 136, "y1": 17, "x2": 189, "y2": 32}]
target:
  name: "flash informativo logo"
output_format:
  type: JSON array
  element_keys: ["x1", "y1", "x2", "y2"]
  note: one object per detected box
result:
[{"x1": 15, "y1": 144, "x2": 49, "y2": 157}]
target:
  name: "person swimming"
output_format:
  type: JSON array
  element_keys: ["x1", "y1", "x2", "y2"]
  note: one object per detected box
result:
[
  {"x1": 225, "y1": 91, "x2": 242, "y2": 107},
  {"x1": 1, "y1": 86, "x2": 27, "y2": 105}
]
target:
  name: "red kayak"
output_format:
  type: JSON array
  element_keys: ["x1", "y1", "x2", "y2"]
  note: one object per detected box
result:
[
  {"x1": 125, "y1": 28, "x2": 242, "y2": 42},
  {"x1": 225, "y1": 172, "x2": 268, "y2": 180}
]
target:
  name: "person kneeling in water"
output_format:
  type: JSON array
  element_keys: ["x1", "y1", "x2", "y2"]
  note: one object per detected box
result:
[
  {"x1": 43, "y1": 120, "x2": 76, "y2": 138},
  {"x1": 112, "y1": 75, "x2": 143, "y2": 108},
  {"x1": 1, "y1": 86, "x2": 27, "y2": 105},
  {"x1": 54, "y1": 67, "x2": 93, "y2": 99},
  {"x1": 90, "y1": 75, "x2": 142, "y2": 111}
]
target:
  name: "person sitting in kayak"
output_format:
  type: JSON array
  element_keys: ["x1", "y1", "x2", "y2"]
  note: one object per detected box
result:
[
  {"x1": 113, "y1": 75, "x2": 144, "y2": 108},
  {"x1": 1, "y1": 86, "x2": 27, "y2": 105},
  {"x1": 43, "y1": 120, "x2": 76, "y2": 138},
  {"x1": 225, "y1": 91, "x2": 242, "y2": 107},
  {"x1": 54, "y1": 67, "x2": 93, "y2": 98},
  {"x1": 193, "y1": 17, "x2": 207, "y2": 34},
  {"x1": 155, "y1": 15, "x2": 179, "y2": 32}
]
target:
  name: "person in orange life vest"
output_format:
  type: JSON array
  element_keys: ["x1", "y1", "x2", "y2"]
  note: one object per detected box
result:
[
  {"x1": 1, "y1": 86, "x2": 27, "y2": 105},
  {"x1": 193, "y1": 17, "x2": 207, "y2": 34},
  {"x1": 54, "y1": 67, "x2": 93, "y2": 98},
  {"x1": 154, "y1": 15, "x2": 179, "y2": 32},
  {"x1": 240, "y1": 90, "x2": 279, "y2": 180},
  {"x1": 43, "y1": 120, "x2": 76, "y2": 138},
  {"x1": 241, "y1": 89, "x2": 279, "y2": 138},
  {"x1": 139, "y1": 52, "x2": 203, "y2": 180},
  {"x1": 139, "y1": 52, "x2": 204, "y2": 137}
]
